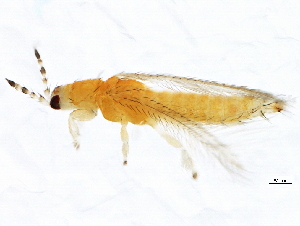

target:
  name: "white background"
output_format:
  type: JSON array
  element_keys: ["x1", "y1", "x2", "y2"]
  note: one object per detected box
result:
[{"x1": 0, "y1": 0, "x2": 299, "y2": 225}]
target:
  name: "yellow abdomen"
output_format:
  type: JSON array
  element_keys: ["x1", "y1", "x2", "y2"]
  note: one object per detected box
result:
[{"x1": 94, "y1": 77, "x2": 280, "y2": 126}]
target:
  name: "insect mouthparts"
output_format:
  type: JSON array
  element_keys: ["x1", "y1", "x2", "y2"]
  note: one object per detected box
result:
[{"x1": 50, "y1": 95, "x2": 61, "y2": 109}]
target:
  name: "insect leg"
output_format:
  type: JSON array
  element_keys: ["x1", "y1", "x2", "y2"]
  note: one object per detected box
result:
[
  {"x1": 120, "y1": 123, "x2": 129, "y2": 165},
  {"x1": 68, "y1": 109, "x2": 97, "y2": 149},
  {"x1": 159, "y1": 132, "x2": 198, "y2": 179},
  {"x1": 181, "y1": 150, "x2": 197, "y2": 179},
  {"x1": 34, "y1": 49, "x2": 50, "y2": 99}
]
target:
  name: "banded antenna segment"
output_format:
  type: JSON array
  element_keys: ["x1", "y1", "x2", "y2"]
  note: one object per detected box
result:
[{"x1": 5, "y1": 49, "x2": 50, "y2": 106}]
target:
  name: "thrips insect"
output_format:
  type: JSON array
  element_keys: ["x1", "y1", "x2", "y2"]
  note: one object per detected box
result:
[{"x1": 6, "y1": 49, "x2": 286, "y2": 179}]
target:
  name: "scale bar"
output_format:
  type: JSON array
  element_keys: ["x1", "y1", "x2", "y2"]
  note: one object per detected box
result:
[{"x1": 269, "y1": 183, "x2": 292, "y2": 184}]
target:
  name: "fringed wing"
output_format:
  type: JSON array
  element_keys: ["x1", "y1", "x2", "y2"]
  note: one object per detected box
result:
[
  {"x1": 151, "y1": 110, "x2": 244, "y2": 174},
  {"x1": 117, "y1": 73, "x2": 273, "y2": 97}
]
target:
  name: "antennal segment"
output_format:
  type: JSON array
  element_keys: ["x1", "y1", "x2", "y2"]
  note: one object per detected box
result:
[
  {"x1": 5, "y1": 78, "x2": 49, "y2": 105},
  {"x1": 35, "y1": 49, "x2": 50, "y2": 99}
]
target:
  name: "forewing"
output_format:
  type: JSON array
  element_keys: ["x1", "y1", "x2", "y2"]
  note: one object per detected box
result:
[{"x1": 116, "y1": 73, "x2": 279, "y2": 101}]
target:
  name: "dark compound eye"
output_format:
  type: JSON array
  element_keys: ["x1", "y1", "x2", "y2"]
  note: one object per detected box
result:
[{"x1": 50, "y1": 95, "x2": 61, "y2": 110}]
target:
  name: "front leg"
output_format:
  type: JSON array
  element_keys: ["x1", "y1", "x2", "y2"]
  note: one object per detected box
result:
[{"x1": 68, "y1": 109, "x2": 97, "y2": 149}]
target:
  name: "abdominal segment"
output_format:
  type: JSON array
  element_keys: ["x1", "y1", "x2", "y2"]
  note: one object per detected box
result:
[
  {"x1": 138, "y1": 92, "x2": 265, "y2": 124},
  {"x1": 98, "y1": 78, "x2": 281, "y2": 126},
  {"x1": 162, "y1": 93, "x2": 261, "y2": 124}
]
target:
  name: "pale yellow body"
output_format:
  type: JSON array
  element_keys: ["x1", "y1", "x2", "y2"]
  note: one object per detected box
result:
[
  {"x1": 54, "y1": 76, "x2": 283, "y2": 126},
  {"x1": 50, "y1": 74, "x2": 284, "y2": 179},
  {"x1": 6, "y1": 50, "x2": 285, "y2": 179}
]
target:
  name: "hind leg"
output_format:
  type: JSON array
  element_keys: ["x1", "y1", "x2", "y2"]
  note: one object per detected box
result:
[
  {"x1": 181, "y1": 149, "x2": 197, "y2": 179},
  {"x1": 160, "y1": 133, "x2": 198, "y2": 179}
]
